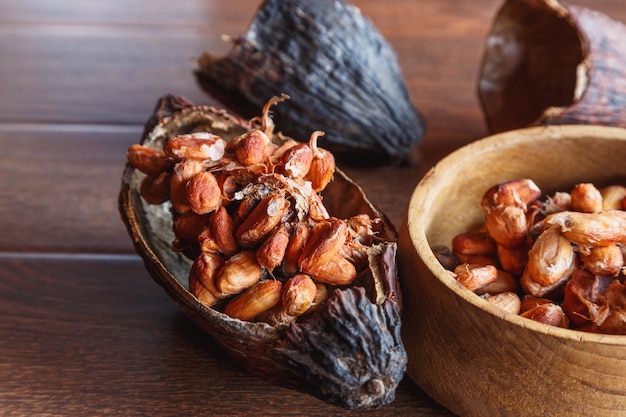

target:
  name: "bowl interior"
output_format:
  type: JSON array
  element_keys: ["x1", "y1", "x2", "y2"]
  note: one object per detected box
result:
[
  {"x1": 413, "y1": 124, "x2": 626, "y2": 339},
  {"x1": 425, "y1": 127, "x2": 626, "y2": 243}
]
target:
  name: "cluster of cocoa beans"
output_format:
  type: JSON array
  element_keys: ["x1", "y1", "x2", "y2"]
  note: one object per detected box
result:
[
  {"x1": 434, "y1": 179, "x2": 626, "y2": 334},
  {"x1": 127, "y1": 97, "x2": 385, "y2": 326}
]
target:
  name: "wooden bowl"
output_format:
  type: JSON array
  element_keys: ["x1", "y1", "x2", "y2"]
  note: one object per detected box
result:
[{"x1": 398, "y1": 125, "x2": 626, "y2": 417}]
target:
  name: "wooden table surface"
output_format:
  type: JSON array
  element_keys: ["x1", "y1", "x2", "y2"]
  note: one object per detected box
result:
[{"x1": 2, "y1": 0, "x2": 624, "y2": 415}]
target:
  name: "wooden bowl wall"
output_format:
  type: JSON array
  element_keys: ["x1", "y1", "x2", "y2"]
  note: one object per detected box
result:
[{"x1": 398, "y1": 125, "x2": 626, "y2": 417}]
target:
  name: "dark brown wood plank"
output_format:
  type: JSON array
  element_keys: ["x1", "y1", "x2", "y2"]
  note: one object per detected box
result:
[
  {"x1": 0, "y1": 0, "x2": 261, "y2": 25},
  {"x1": 3, "y1": 0, "x2": 624, "y2": 26},
  {"x1": 0, "y1": 25, "x2": 225, "y2": 124},
  {"x1": 0, "y1": 124, "x2": 138, "y2": 253},
  {"x1": 0, "y1": 255, "x2": 452, "y2": 416}
]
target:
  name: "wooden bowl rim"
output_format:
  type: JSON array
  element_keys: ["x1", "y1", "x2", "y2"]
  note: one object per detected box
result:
[{"x1": 407, "y1": 124, "x2": 626, "y2": 346}]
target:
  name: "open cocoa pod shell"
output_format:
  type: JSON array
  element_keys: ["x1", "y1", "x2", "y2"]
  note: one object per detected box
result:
[
  {"x1": 193, "y1": 0, "x2": 425, "y2": 165},
  {"x1": 118, "y1": 95, "x2": 407, "y2": 409},
  {"x1": 478, "y1": 0, "x2": 626, "y2": 133}
]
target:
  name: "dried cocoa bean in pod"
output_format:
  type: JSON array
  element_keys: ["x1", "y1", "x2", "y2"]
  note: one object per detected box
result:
[
  {"x1": 478, "y1": 0, "x2": 626, "y2": 133},
  {"x1": 193, "y1": 0, "x2": 425, "y2": 165},
  {"x1": 119, "y1": 95, "x2": 405, "y2": 409}
]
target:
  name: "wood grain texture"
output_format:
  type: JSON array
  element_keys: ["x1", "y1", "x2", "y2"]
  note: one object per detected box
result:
[
  {"x1": 1, "y1": 0, "x2": 625, "y2": 415},
  {"x1": 0, "y1": 256, "x2": 450, "y2": 416},
  {"x1": 0, "y1": 125, "x2": 138, "y2": 253}
]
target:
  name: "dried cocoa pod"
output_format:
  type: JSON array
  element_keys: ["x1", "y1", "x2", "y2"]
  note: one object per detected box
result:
[
  {"x1": 119, "y1": 95, "x2": 404, "y2": 409},
  {"x1": 270, "y1": 287, "x2": 405, "y2": 409},
  {"x1": 193, "y1": 0, "x2": 425, "y2": 165},
  {"x1": 479, "y1": 0, "x2": 626, "y2": 133}
]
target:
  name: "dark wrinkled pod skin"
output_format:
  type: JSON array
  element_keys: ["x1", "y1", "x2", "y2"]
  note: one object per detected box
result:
[
  {"x1": 479, "y1": 0, "x2": 626, "y2": 133},
  {"x1": 118, "y1": 95, "x2": 406, "y2": 408},
  {"x1": 194, "y1": 0, "x2": 425, "y2": 165},
  {"x1": 272, "y1": 287, "x2": 405, "y2": 409}
]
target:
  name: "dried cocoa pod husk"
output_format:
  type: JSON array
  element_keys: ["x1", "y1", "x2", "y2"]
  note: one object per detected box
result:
[
  {"x1": 479, "y1": 0, "x2": 626, "y2": 133},
  {"x1": 193, "y1": 0, "x2": 425, "y2": 165},
  {"x1": 118, "y1": 95, "x2": 404, "y2": 409}
]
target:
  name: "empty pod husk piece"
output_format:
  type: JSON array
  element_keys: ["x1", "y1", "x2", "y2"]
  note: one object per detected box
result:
[
  {"x1": 194, "y1": 0, "x2": 425, "y2": 165},
  {"x1": 478, "y1": 0, "x2": 626, "y2": 133},
  {"x1": 118, "y1": 95, "x2": 407, "y2": 409}
]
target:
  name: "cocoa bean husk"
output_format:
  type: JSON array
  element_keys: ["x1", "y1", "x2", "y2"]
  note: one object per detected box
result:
[
  {"x1": 193, "y1": 0, "x2": 425, "y2": 165},
  {"x1": 478, "y1": 0, "x2": 626, "y2": 133},
  {"x1": 118, "y1": 95, "x2": 406, "y2": 409}
]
